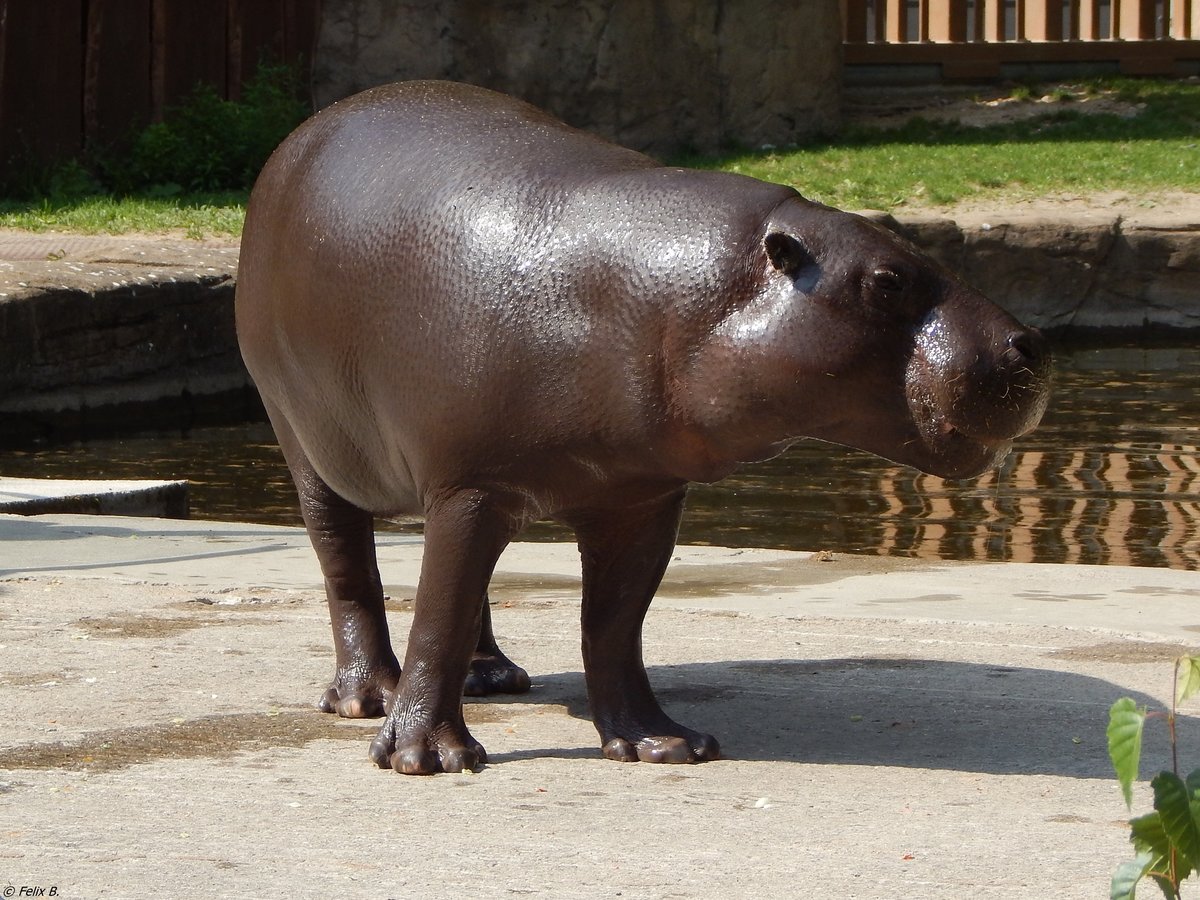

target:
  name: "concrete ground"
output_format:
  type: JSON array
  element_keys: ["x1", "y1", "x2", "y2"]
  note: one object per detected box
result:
[{"x1": 1, "y1": 512, "x2": 1198, "y2": 899}]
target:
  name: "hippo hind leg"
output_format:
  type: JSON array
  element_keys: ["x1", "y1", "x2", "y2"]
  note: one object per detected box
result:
[
  {"x1": 570, "y1": 489, "x2": 720, "y2": 764},
  {"x1": 268, "y1": 407, "x2": 401, "y2": 718},
  {"x1": 465, "y1": 597, "x2": 531, "y2": 696}
]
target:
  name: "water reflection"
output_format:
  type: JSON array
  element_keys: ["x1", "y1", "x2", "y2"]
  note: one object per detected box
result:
[
  {"x1": 2, "y1": 345, "x2": 1198, "y2": 569},
  {"x1": 678, "y1": 439, "x2": 1200, "y2": 569},
  {"x1": 679, "y1": 345, "x2": 1200, "y2": 569}
]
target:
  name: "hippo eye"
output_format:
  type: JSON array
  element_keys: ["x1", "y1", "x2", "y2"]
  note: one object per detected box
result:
[{"x1": 872, "y1": 268, "x2": 906, "y2": 294}]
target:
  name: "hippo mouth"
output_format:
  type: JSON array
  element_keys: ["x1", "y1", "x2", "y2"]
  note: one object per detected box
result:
[
  {"x1": 895, "y1": 372, "x2": 1030, "y2": 479},
  {"x1": 912, "y1": 414, "x2": 1015, "y2": 480},
  {"x1": 906, "y1": 372, "x2": 1051, "y2": 479},
  {"x1": 821, "y1": 399, "x2": 1017, "y2": 483}
]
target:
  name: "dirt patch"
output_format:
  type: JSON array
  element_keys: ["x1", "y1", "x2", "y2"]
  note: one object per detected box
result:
[
  {"x1": 181, "y1": 592, "x2": 307, "y2": 610},
  {"x1": 656, "y1": 553, "x2": 933, "y2": 600},
  {"x1": 488, "y1": 572, "x2": 582, "y2": 600},
  {"x1": 465, "y1": 702, "x2": 571, "y2": 725},
  {"x1": 845, "y1": 85, "x2": 1143, "y2": 131},
  {"x1": 0, "y1": 671, "x2": 73, "y2": 688},
  {"x1": 1047, "y1": 641, "x2": 1198, "y2": 663},
  {"x1": 0, "y1": 710, "x2": 370, "y2": 773},
  {"x1": 75, "y1": 614, "x2": 218, "y2": 638},
  {"x1": 930, "y1": 188, "x2": 1200, "y2": 221},
  {"x1": 75, "y1": 592, "x2": 303, "y2": 637}
]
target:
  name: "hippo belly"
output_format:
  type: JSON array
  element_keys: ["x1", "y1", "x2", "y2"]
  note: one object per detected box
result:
[{"x1": 236, "y1": 80, "x2": 1051, "y2": 775}]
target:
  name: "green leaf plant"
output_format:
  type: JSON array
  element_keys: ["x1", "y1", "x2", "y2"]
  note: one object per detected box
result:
[{"x1": 1109, "y1": 655, "x2": 1200, "y2": 900}]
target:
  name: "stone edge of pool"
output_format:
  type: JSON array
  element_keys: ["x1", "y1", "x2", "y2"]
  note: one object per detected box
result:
[{"x1": 0, "y1": 206, "x2": 1197, "y2": 436}]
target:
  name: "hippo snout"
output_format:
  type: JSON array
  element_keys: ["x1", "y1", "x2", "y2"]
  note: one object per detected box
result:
[
  {"x1": 946, "y1": 324, "x2": 1052, "y2": 441},
  {"x1": 957, "y1": 323, "x2": 1052, "y2": 443},
  {"x1": 1004, "y1": 328, "x2": 1048, "y2": 372},
  {"x1": 905, "y1": 311, "x2": 1052, "y2": 479}
]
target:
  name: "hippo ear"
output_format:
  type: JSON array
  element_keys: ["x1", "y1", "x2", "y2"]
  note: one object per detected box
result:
[{"x1": 764, "y1": 232, "x2": 814, "y2": 277}]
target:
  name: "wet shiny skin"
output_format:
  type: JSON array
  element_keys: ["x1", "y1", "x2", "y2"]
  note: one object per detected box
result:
[{"x1": 236, "y1": 80, "x2": 1051, "y2": 774}]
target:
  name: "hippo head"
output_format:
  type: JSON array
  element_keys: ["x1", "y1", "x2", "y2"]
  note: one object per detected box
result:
[{"x1": 676, "y1": 196, "x2": 1051, "y2": 482}]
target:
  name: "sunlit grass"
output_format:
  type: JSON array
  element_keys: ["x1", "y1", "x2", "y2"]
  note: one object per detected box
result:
[
  {"x1": 715, "y1": 135, "x2": 1198, "y2": 210},
  {"x1": 0, "y1": 192, "x2": 247, "y2": 238}
]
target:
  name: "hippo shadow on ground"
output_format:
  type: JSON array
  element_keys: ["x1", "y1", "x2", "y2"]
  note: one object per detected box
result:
[{"x1": 473, "y1": 658, "x2": 1191, "y2": 779}]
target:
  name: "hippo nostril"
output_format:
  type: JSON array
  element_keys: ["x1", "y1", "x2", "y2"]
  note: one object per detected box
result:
[{"x1": 1006, "y1": 329, "x2": 1047, "y2": 365}]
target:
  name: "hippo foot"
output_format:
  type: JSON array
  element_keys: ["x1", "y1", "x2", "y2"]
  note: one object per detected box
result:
[
  {"x1": 599, "y1": 719, "x2": 720, "y2": 764},
  {"x1": 463, "y1": 651, "x2": 531, "y2": 697},
  {"x1": 316, "y1": 665, "x2": 400, "y2": 718},
  {"x1": 368, "y1": 718, "x2": 487, "y2": 775}
]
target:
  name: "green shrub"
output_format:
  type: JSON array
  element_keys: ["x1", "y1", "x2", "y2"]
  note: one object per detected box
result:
[{"x1": 107, "y1": 62, "x2": 310, "y2": 193}]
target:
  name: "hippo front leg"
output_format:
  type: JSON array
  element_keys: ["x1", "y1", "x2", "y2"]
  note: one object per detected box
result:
[
  {"x1": 369, "y1": 489, "x2": 518, "y2": 775},
  {"x1": 573, "y1": 489, "x2": 720, "y2": 764}
]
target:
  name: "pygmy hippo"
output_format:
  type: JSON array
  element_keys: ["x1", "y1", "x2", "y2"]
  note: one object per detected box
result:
[{"x1": 236, "y1": 80, "x2": 1051, "y2": 775}]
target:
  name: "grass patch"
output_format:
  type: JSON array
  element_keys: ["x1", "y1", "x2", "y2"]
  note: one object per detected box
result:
[
  {"x1": 0, "y1": 192, "x2": 247, "y2": 238},
  {"x1": 1, "y1": 78, "x2": 1196, "y2": 236},
  {"x1": 692, "y1": 77, "x2": 1200, "y2": 210},
  {"x1": 717, "y1": 135, "x2": 1196, "y2": 210}
]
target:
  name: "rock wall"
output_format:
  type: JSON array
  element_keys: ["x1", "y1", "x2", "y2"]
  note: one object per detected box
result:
[
  {"x1": 0, "y1": 275, "x2": 252, "y2": 442},
  {"x1": 885, "y1": 209, "x2": 1200, "y2": 333},
  {"x1": 313, "y1": 0, "x2": 842, "y2": 155}
]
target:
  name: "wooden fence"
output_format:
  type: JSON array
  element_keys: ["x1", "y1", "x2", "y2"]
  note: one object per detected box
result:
[
  {"x1": 0, "y1": 0, "x2": 318, "y2": 168},
  {"x1": 843, "y1": 0, "x2": 1200, "y2": 77}
]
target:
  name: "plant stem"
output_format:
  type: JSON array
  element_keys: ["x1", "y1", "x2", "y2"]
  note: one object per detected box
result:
[{"x1": 1172, "y1": 657, "x2": 1180, "y2": 777}]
